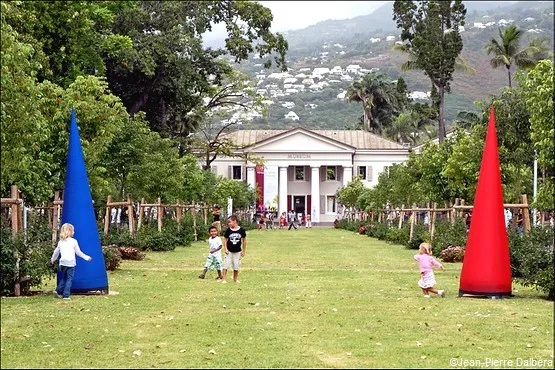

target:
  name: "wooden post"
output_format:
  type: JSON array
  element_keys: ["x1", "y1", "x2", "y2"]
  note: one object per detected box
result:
[
  {"x1": 398, "y1": 204, "x2": 405, "y2": 229},
  {"x1": 430, "y1": 202, "x2": 437, "y2": 240},
  {"x1": 127, "y1": 196, "x2": 134, "y2": 235},
  {"x1": 192, "y1": 201, "x2": 198, "y2": 242},
  {"x1": 52, "y1": 191, "x2": 61, "y2": 245},
  {"x1": 11, "y1": 186, "x2": 21, "y2": 296},
  {"x1": 157, "y1": 197, "x2": 163, "y2": 232},
  {"x1": 409, "y1": 203, "x2": 416, "y2": 241},
  {"x1": 378, "y1": 212, "x2": 382, "y2": 223},
  {"x1": 521, "y1": 194, "x2": 531, "y2": 233},
  {"x1": 203, "y1": 204, "x2": 208, "y2": 225},
  {"x1": 103, "y1": 195, "x2": 112, "y2": 236},
  {"x1": 176, "y1": 199, "x2": 182, "y2": 231},
  {"x1": 459, "y1": 199, "x2": 465, "y2": 218},
  {"x1": 138, "y1": 198, "x2": 145, "y2": 231}
]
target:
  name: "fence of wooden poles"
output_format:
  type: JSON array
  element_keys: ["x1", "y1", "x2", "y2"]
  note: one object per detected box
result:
[
  {"x1": 0, "y1": 185, "x2": 256, "y2": 244},
  {"x1": 342, "y1": 195, "x2": 534, "y2": 241}
]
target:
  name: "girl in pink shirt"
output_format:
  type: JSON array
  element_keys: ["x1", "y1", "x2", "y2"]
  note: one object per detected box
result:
[{"x1": 414, "y1": 243, "x2": 445, "y2": 298}]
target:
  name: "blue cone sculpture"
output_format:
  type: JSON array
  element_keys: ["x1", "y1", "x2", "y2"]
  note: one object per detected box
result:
[{"x1": 59, "y1": 108, "x2": 109, "y2": 293}]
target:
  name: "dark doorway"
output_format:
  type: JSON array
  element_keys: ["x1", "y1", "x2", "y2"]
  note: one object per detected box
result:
[{"x1": 293, "y1": 196, "x2": 305, "y2": 215}]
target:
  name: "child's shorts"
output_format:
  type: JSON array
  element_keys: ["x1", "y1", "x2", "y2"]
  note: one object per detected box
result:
[
  {"x1": 223, "y1": 252, "x2": 241, "y2": 270},
  {"x1": 204, "y1": 253, "x2": 223, "y2": 270}
]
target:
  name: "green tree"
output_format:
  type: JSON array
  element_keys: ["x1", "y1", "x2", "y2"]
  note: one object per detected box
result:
[
  {"x1": 187, "y1": 70, "x2": 266, "y2": 169},
  {"x1": 336, "y1": 176, "x2": 365, "y2": 214},
  {"x1": 393, "y1": 0, "x2": 466, "y2": 142},
  {"x1": 346, "y1": 72, "x2": 403, "y2": 133},
  {"x1": 485, "y1": 26, "x2": 550, "y2": 88},
  {"x1": 5, "y1": 0, "x2": 129, "y2": 87},
  {"x1": 104, "y1": 1, "x2": 288, "y2": 140},
  {"x1": 518, "y1": 60, "x2": 554, "y2": 210}
]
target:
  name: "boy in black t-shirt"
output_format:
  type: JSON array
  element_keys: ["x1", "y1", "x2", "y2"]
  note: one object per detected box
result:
[{"x1": 222, "y1": 215, "x2": 247, "y2": 283}]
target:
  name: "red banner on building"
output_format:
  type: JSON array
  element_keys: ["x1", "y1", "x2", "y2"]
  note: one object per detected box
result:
[{"x1": 255, "y1": 165, "x2": 264, "y2": 212}]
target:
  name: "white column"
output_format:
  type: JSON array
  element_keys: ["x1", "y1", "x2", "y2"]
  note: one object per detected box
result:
[
  {"x1": 343, "y1": 166, "x2": 353, "y2": 187},
  {"x1": 279, "y1": 166, "x2": 288, "y2": 216},
  {"x1": 311, "y1": 166, "x2": 320, "y2": 223},
  {"x1": 246, "y1": 166, "x2": 256, "y2": 192}
]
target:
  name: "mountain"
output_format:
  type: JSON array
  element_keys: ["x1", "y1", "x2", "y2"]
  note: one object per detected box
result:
[{"x1": 225, "y1": 1, "x2": 554, "y2": 132}]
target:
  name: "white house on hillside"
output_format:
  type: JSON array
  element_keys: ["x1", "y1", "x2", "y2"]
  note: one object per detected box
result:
[{"x1": 284, "y1": 111, "x2": 300, "y2": 121}]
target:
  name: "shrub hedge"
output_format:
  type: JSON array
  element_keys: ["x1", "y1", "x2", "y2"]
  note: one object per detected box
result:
[{"x1": 337, "y1": 219, "x2": 554, "y2": 300}]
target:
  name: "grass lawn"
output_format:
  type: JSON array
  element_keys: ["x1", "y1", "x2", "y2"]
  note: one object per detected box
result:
[{"x1": 1, "y1": 228, "x2": 553, "y2": 368}]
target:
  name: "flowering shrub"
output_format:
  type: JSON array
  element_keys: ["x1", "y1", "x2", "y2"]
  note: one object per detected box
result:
[
  {"x1": 118, "y1": 247, "x2": 146, "y2": 261},
  {"x1": 359, "y1": 225, "x2": 370, "y2": 234},
  {"x1": 438, "y1": 245, "x2": 465, "y2": 263},
  {"x1": 102, "y1": 244, "x2": 122, "y2": 271}
]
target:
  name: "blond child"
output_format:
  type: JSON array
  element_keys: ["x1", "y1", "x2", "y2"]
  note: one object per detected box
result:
[
  {"x1": 414, "y1": 242, "x2": 445, "y2": 298},
  {"x1": 50, "y1": 223, "x2": 92, "y2": 300}
]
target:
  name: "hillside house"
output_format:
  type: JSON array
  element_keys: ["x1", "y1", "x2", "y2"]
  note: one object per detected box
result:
[
  {"x1": 346, "y1": 65, "x2": 361, "y2": 74},
  {"x1": 370, "y1": 38, "x2": 381, "y2": 43},
  {"x1": 330, "y1": 66, "x2": 343, "y2": 75},
  {"x1": 284, "y1": 111, "x2": 300, "y2": 121},
  {"x1": 313, "y1": 67, "x2": 330, "y2": 75},
  {"x1": 281, "y1": 101, "x2": 295, "y2": 109},
  {"x1": 386, "y1": 35, "x2": 396, "y2": 41}
]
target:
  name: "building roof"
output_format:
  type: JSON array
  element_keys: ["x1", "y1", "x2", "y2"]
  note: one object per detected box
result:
[{"x1": 222, "y1": 128, "x2": 406, "y2": 150}]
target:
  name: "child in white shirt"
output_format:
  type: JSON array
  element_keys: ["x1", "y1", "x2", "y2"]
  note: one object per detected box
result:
[
  {"x1": 199, "y1": 226, "x2": 223, "y2": 280},
  {"x1": 50, "y1": 223, "x2": 92, "y2": 300}
]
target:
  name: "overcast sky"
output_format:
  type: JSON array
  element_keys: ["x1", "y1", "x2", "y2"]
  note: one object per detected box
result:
[{"x1": 258, "y1": 1, "x2": 389, "y2": 32}]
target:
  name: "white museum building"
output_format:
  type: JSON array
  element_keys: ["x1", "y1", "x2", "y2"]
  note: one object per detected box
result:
[{"x1": 208, "y1": 128, "x2": 410, "y2": 224}]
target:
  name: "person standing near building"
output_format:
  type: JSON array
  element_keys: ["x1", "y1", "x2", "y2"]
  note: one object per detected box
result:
[
  {"x1": 305, "y1": 213, "x2": 312, "y2": 228},
  {"x1": 212, "y1": 205, "x2": 221, "y2": 235},
  {"x1": 288, "y1": 210, "x2": 298, "y2": 230}
]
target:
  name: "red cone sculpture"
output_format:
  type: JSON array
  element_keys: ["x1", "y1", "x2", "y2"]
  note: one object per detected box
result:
[{"x1": 459, "y1": 106, "x2": 512, "y2": 297}]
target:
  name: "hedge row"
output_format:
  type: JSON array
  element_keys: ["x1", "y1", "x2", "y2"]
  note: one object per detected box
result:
[{"x1": 336, "y1": 219, "x2": 554, "y2": 300}]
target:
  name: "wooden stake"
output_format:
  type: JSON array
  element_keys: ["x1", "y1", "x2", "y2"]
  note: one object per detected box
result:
[
  {"x1": 521, "y1": 194, "x2": 531, "y2": 233},
  {"x1": 127, "y1": 196, "x2": 134, "y2": 235},
  {"x1": 138, "y1": 198, "x2": 145, "y2": 231},
  {"x1": 103, "y1": 195, "x2": 112, "y2": 235},
  {"x1": 430, "y1": 202, "x2": 437, "y2": 240},
  {"x1": 157, "y1": 197, "x2": 162, "y2": 232}
]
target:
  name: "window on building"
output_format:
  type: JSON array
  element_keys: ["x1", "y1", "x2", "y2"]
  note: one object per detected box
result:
[
  {"x1": 232, "y1": 165, "x2": 242, "y2": 180},
  {"x1": 358, "y1": 166, "x2": 366, "y2": 180},
  {"x1": 295, "y1": 166, "x2": 305, "y2": 181},
  {"x1": 326, "y1": 195, "x2": 336, "y2": 213},
  {"x1": 326, "y1": 166, "x2": 336, "y2": 181}
]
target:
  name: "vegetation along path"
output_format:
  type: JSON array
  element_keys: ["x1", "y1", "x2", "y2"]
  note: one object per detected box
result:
[{"x1": 1, "y1": 228, "x2": 553, "y2": 368}]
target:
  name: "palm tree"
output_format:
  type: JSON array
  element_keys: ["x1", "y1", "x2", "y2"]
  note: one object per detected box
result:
[
  {"x1": 485, "y1": 25, "x2": 547, "y2": 88},
  {"x1": 346, "y1": 72, "x2": 401, "y2": 133}
]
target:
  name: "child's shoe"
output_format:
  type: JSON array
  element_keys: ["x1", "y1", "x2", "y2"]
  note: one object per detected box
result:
[
  {"x1": 53, "y1": 291, "x2": 62, "y2": 299},
  {"x1": 221, "y1": 280, "x2": 228, "y2": 284},
  {"x1": 198, "y1": 274, "x2": 205, "y2": 279},
  {"x1": 62, "y1": 297, "x2": 71, "y2": 300},
  {"x1": 424, "y1": 295, "x2": 431, "y2": 298},
  {"x1": 438, "y1": 290, "x2": 445, "y2": 297}
]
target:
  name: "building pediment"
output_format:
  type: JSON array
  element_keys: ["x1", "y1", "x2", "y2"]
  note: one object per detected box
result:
[{"x1": 244, "y1": 128, "x2": 355, "y2": 153}]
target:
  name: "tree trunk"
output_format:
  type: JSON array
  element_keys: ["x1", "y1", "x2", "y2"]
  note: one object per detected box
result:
[
  {"x1": 507, "y1": 67, "x2": 512, "y2": 88},
  {"x1": 438, "y1": 85, "x2": 446, "y2": 143},
  {"x1": 129, "y1": 93, "x2": 149, "y2": 116}
]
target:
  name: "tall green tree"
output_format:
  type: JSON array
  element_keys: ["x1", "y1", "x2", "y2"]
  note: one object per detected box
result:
[
  {"x1": 104, "y1": 1, "x2": 288, "y2": 141},
  {"x1": 393, "y1": 0, "x2": 466, "y2": 143},
  {"x1": 485, "y1": 25, "x2": 550, "y2": 88},
  {"x1": 346, "y1": 72, "x2": 403, "y2": 134},
  {"x1": 518, "y1": 60, "x2": 554, "y2": 210}
]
